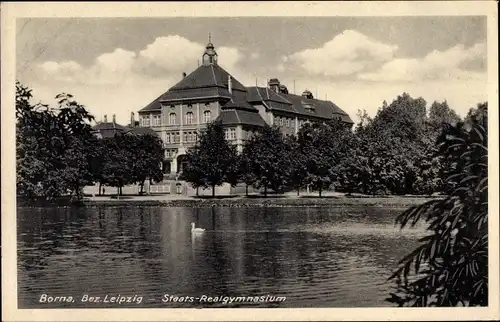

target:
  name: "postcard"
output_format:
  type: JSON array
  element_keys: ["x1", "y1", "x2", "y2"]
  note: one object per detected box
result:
[{"x1": 2, "y1": 1, "x2": 499, "y2": 321}]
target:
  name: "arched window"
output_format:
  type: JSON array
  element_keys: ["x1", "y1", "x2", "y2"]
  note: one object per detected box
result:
[
  {"x1": 169, "y1": 113, "x2": 176, "y2": 125},
  {"x1": 203, "y1": 110, "x2": 211, "y2": 123},
  {"x1": 185, "y1": 112, "x2": 194, "y2": 125}
]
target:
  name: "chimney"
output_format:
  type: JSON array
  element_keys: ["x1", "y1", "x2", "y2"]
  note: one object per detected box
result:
[
  {"x1": 112, "y1": 114, "x2": 116, "y2": 123},
  {"x1": 104, "y1": 114, "x2": 108, "y2": 123},
  {"x1": 130, "y1": 112, "x2": 135, "y2": 127},
  {"x1": 228, "y1": 75, "x2": 232, "y2": 94},
  {"x1": 268, "y1": 78, "x2": 280, "y2": 93},
  {"x1": 182, "y1": 72, "x2": 187, "y2": 78}
]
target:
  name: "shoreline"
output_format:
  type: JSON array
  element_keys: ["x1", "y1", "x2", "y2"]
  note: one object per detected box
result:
[{"x1": 17, "y1": 194, "x2": 439, "y2": 208}]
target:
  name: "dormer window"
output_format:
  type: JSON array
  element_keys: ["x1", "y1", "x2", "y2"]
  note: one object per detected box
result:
[{"x1": 303, "y1": 104, "x2": 315, "y2": 112}]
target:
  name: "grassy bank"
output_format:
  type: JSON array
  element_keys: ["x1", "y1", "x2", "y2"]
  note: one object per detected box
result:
[{"x1": 17, "y1": 194, "x2": 439, "y2": 208}]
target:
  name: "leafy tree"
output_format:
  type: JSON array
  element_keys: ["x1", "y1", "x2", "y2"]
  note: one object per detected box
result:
[
  {"x1": 237, "y1": 152, "x2": 256, "y2": 197},
  {"x1": 179, "y1": 121, "x2": 238, "y2": 197},
  {"x1": 179, "y1": 147, "x2": 206, "y2": 193},
  {"x1": 131, "y1": 133, "x2": 165, "y2": 194},
  {"x1": 54, "y1": 93, "x2": 98, "y2": 199},
  {"x1": 287, "y1": 136, "x2": 308, "y2": 196},
  {"x1": 242, "y1": 125, "x2": 293, "y2": 196},
  {"x1": 387, "y1": 103, "x2": 488, "y2": 306},
  {"x1": 297, "y1": 122, "x2": 337, "y2": 197},
  {"x1": 100, "y1": 134, "x2": 135, "y2": 196},
  {"x1": 16, "y1": 82, "x2": 96, "y2": 201},
  {"x1": 428, "y1": 100, "x2": 461, "y2": 131}
]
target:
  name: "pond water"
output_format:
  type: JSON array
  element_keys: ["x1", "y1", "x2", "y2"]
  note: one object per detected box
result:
[{"x1": 17, "y1": 206, "x2": 426, "y2": 308}]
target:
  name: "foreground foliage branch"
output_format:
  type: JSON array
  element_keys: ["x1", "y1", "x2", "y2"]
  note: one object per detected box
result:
[{"x1": 387, "y1": 103, "x2": 488, "y2": 307}]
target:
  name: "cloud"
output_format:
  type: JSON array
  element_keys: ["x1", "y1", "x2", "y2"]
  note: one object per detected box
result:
[
  {"x1": 281, "y1": 30, "x2": 398, "y2": 77},
  {"x1": 218, "y1": 46, "x2": 244, "y2": 70},
  {"x1": 359, "y1": 42, "x2": 486, "y2": 82},
  {"x1": 135, "y1": 36, "x2": 204, "y2": 74},
  {"x1": 21, "y1": 35, "x2": 251, "y2": 124},
  {"x1": 35, "y1": 60, "x2": 83, "y2": 82},
  {"x1": 30, "y1": 35, "x2": 247, "y2": 86}
]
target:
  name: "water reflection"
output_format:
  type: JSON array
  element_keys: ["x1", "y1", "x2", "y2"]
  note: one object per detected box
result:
[{"x1": 17, "y1": 206, "x2": 423, "y2": 308}]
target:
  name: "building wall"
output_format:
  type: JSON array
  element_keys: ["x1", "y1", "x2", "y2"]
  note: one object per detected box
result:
[
  {"x1": 273, "y1": 113, "x2": 297, "y2": 136},
  {"x1": 254, "y1": 104, "x2": 273, "y2": 125}
]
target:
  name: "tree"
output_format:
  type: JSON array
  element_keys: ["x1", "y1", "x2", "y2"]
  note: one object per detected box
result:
[
  {"x1": 237, "y1": 152, "x2": 256, "y2": 197},
  {"x1": 298, "y1": 122, "x2": 334, "y2": 197},
  {"x1": 287, "y1": 136, "x2": 308, "y2": 196},
  {"x1": 179, "y1": 121, "x2": 238, "y2": 197},
  {"x1": 242, "y1": 125, "x2": 293, "y2": 197},
  {"x1": 100, "y1": 134, "x2": 135, "y2": 196},
  {"x1": 131, "y1": 133, "x2": 165, "y2": 194},
  {"x1": 387, "y1": 103, "x2": 488, "y2": 306},
  {"x1": 428, "y1": 100, "x2": 461, "y2": 131},
  {"x1": 16, "y1": 82, "x2": 96, "y2": 201},
  {"x1": 54, "y1": 93, "x2": 98, "y2": 200},
  {"x1": 297, "y1": 119, "x2": 352, "y2": 197}
]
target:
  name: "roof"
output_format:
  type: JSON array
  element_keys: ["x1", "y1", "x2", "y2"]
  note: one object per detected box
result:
[
  {"x1": 160, "y1": 87, "x2": 232, "y2": 102},
  {"x1": 92, "y1": 122, "x2": 160, "y2": 139},
  {"x1": 169, "y1": 64, "x2": 246, "y2": 92},
  {"x1": 92, "y1": 122, "x2": 128, "y2": 138},
  {"x1": 246, "y1": 86, "x2": 354, "y2": 124},
  {"x1": 284, "y1": 92, "x2": 354, "y2": 124},
  {"x1": 215, "y1": 109, "x2": 267, "y2": 127},
  {"x1": 221, "y1": 100, "x2": 257, "y2": 112},
  {"x1": 139, "y1": 64, "x2": 248, "y2": 111},
  {"x1": 140, "y1": 93, "x2": 164, "y2": 111}
]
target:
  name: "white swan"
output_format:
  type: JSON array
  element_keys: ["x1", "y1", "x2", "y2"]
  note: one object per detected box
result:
[{"x1": 191, "y1": 222, "x2": 205, "y2": 234}]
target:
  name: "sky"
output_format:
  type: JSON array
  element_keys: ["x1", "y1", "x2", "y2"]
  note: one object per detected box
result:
[{"x1": 16, "y1": 16, "x2": 487, "y2": 125}]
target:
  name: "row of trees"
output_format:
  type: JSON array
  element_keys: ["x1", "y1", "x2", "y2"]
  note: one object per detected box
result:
[
  {"x1": 181, "y1": 93, "x2": 484, "y2": 197},
  {"x1": 16, "y1": 82, "x2": 164, "y2": 201}
]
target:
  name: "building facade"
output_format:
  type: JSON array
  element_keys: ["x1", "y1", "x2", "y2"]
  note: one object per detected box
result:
[{"x1": 138, "y1": 39, "x2": 354, "y2": 176}]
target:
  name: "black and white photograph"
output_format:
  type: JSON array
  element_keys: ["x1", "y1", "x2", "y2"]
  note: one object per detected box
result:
[{"x1": 2, "y1": 2, "x2": 499, "y2": 321}]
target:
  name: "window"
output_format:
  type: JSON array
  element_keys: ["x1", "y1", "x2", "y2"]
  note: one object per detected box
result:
[
  {"x1": 230, "y1": 128, "x2": 236, "y2": 140},
  {"x1": 165, "y1": 149, "x2": 177, "y2": 158},
  {"x1": 173, "y1": 132, "x2": 180, "y2": 143},
  {"x1": 183, "y1": 132, "x2": 187, "y2": 143},
  {"x1": 286, "y1": 118, "x2": 290, "y2": 127},
  {"x1": 279, "y1": 117, "x2": 284, "y2": 126},
  {"x1": 141, "y1": 115, "x2": 150, "y2": 127},
  {"x1": 169, "y1": 113, "x2": 176, "y2": 125},
  {"x1": 152, "y1": 115, "x2": 161, "y2": 126},
  {"x1": 185, "y1": 132, "x2": 197, "y2": 142},
  {"x1": 185, "y1": 112, "x2": 194, "y2": 125},
  {"x1": 203, "y1": 110, "x2": 211, "y2": 123},
  {"x1": 224, "y1": 129, "x2": 230, "y2": 140},
  {"x1": 165, "y1": 132, "x2": 171, "y2": 144}
]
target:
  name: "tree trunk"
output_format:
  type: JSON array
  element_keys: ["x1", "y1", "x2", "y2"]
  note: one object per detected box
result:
[
  {"x1": 196, "y1": 187, "x2": 199, "y2": 196},
  {"x1": 264, "y1": 186, "x2": 267, "y2": 197},
  {"x1": 319, "y1": 185, "x2": 322, "y2": 198},
  {"x1": 297, "y1": 187, "x2": 300, "y2": 196},
  {"x1": 245, "y1": 184, "x2": 249, "y2": 197},
  {"x1": 139, "y1": 182, "x2": 144, "y2": 195},
  {"x1": 98, "y1": 182, "x2": 102, "y2": 196},
  {"x1": 75, "y1": 184, "x2": 81, "y2": 200},
  {"x1": 212, "y1": 184, "x2": 216, "y2": 197}
]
